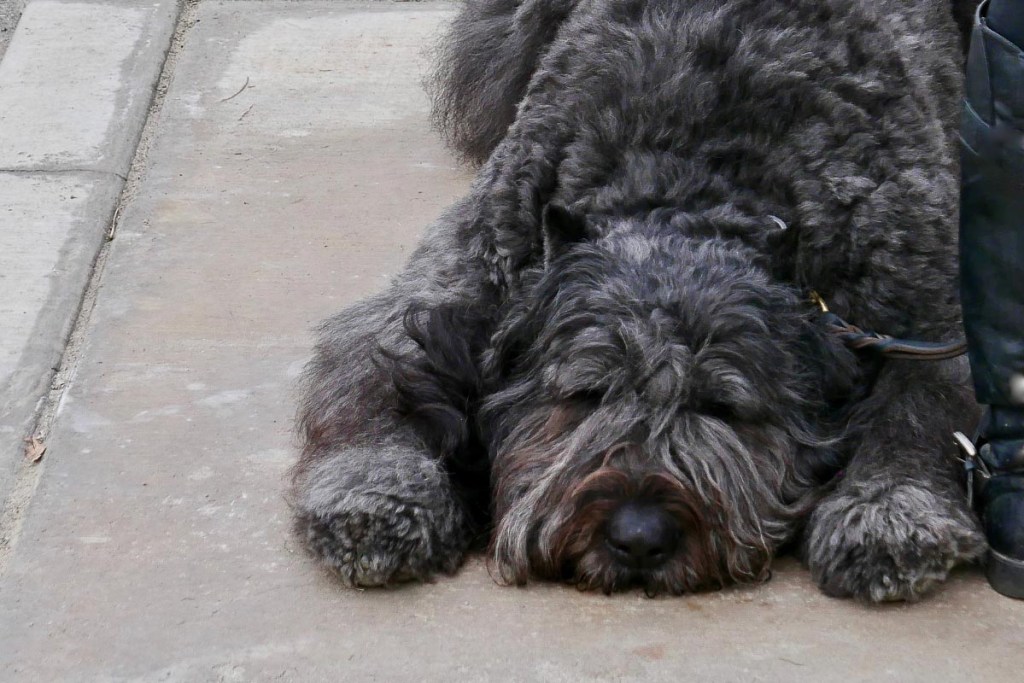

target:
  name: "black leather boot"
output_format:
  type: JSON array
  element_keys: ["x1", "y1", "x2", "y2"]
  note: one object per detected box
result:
[
  {"x1": 960, "y1": 0, "x2": 1024, "y2": 599},
  {"x1": 970, "y1": 410, "x2": 1024, "y2": 598}
]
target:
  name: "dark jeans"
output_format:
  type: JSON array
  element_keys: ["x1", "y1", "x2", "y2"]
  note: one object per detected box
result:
[
  {"x1": 960, "y1": 0, "x2": 1024, "y2": 465},
  {"x1": 988, "y1": 0, "x2": 1024, "y2": 48}
]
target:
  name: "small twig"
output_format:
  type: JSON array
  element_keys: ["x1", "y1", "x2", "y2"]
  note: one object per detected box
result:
[
  {"x1": 107, "y1": 204, "x2": 122, "y2": 240},
  {"x1": 220, "y1": 76, "x2": 250, "y2": 102},
  {"x1": 238, "y1": 103, "x2": 255, "y2": 121}
]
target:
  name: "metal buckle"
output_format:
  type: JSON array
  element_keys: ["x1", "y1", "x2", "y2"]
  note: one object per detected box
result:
[
  {"x1": 809, "y1": 290, "x2": 829, "y2": 313},
  {"x1": 954, "y1": 431, "x2": 992, "y2": 508}
]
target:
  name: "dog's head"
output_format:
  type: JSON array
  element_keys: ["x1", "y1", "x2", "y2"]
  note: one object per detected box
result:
[{"x1": 482, "y1": 208, "x2": 855, "y2": 594}]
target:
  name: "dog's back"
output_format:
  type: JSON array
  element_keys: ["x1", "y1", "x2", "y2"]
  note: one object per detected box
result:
[
  {"x1": 427, "y1": 0, "x2": 983, "y2": 356},
  {"x1": 432, "y1": 0, "x2": 977, "y2": 166}
]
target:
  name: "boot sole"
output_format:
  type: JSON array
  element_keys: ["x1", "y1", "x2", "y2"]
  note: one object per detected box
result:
[{"x1": 987, "y1": 549, "x2": 1024, "y2": 599}]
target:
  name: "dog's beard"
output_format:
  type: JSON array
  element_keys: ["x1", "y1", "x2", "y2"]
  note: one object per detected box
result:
[{"x1": 489, "y1": 401, "x2": 818, "y2": 594}]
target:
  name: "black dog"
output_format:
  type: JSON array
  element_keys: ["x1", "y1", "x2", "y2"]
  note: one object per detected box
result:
[{"x1": 292, "y1": 0, "x2": 985, "y2": 601}]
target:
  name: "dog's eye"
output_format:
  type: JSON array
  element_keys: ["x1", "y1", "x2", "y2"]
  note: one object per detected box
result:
[
  {"x1": 700, "y1": 401, "x2": 734, "y2": 420},
  {"x1": 567, "y1": 389, "x2": 604, "y2": 405}
]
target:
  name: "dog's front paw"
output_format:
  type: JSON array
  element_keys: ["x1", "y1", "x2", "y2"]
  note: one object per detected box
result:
[
  {"x1": 295, "y1": 493, "x2": 468, "y2": 586},
  {"x1": 804, "y1": 482, "x2": 985, "y2": 602},
  {"x1": 292, "y1": 447, "x2": 470, "y2": 587}
]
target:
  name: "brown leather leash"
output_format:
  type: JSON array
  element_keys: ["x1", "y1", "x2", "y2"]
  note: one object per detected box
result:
[{"x1": 810, "y1": 291, "x2": 968, "y2": 361}]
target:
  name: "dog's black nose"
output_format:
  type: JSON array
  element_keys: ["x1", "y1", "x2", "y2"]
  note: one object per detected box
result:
[{"x1": 605, "y1": 503, "x2": 679, "y2": 568}]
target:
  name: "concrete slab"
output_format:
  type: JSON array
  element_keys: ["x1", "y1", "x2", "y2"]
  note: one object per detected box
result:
[
  {"x1": 1, "y1": 1, "x2": 1022, "y2": 681},
  {"x1": 0, "y1": 0, "x2": 180, "y2": 173},
  {"x1": 0, "y1": 0, "x2": 180, "y2": 506}
]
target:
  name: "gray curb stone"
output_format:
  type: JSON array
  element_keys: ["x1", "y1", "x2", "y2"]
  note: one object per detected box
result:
[{"x1": 0, "y1": 0, "x2": 182, "y2": 508}]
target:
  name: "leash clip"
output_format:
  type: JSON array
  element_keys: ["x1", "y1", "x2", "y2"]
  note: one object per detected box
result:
[
  {"x1": 953, "y1": 431, "x2": 991, "y2": 508},
  {"x1": 809, "y1": 290, "x2": 829, "y2": 313}
]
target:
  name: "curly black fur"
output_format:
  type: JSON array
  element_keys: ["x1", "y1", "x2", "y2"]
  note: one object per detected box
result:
[
  {"x1": 293, "y1": 0, "x2": 986, "y2": 600},
  {"x1": 429, "y1": 0, "x2": 581, "y2": 164}
]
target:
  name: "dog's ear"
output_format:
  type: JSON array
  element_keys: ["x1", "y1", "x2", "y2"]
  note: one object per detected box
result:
[
  {"x1": 542, "y1": 202, "x2": 588, "y2": 261},
  {"x1": 378, "y1": 303, "x2": 490, "y2": 458}
]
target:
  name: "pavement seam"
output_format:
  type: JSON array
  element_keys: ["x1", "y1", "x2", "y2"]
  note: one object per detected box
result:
[
  {"x1": 0, "y1": 0, "x2": 201, "y2": 577},
  {"x1": 0, "y1": 168, "x2": 129, "y2": 181}
]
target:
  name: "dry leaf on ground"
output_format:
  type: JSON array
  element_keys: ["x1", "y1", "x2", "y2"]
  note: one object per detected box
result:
[{"x1": 24, "y1": 436, "x2": 46, "y2": 463}]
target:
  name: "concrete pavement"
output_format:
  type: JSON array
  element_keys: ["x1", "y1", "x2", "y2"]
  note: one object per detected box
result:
[
  {"x1": 1, "y1": 1, "x2": 1023, "y2": 680},
  {"x1": 0, "y1": 0, "x2": 180, "y2": 511}
]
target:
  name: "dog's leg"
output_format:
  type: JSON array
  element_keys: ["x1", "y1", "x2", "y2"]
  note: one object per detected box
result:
[
  {"x1": 291, "y1": 202, "x2": 495, "y2": 587},
  {"x1": 291, "y1": 40, "x2": 574, "y2": 583},
  {"x1": 293, "y1": 434, "x2": 471, "y2": 588},
  {"x1": 804, "y1": 357, "x2": 987, "y2": 601}
]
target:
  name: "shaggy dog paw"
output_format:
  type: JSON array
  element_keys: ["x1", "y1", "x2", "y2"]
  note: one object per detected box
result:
[
  {"x1": 295, "y1": 494, "x2": 468, "y2": 586},
  {"x1": 804, "y1": 482, "x2": 986, "y2": 602},
  {"x1": 292, "y1": 446, "x2": 470, "y2": 587}
]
